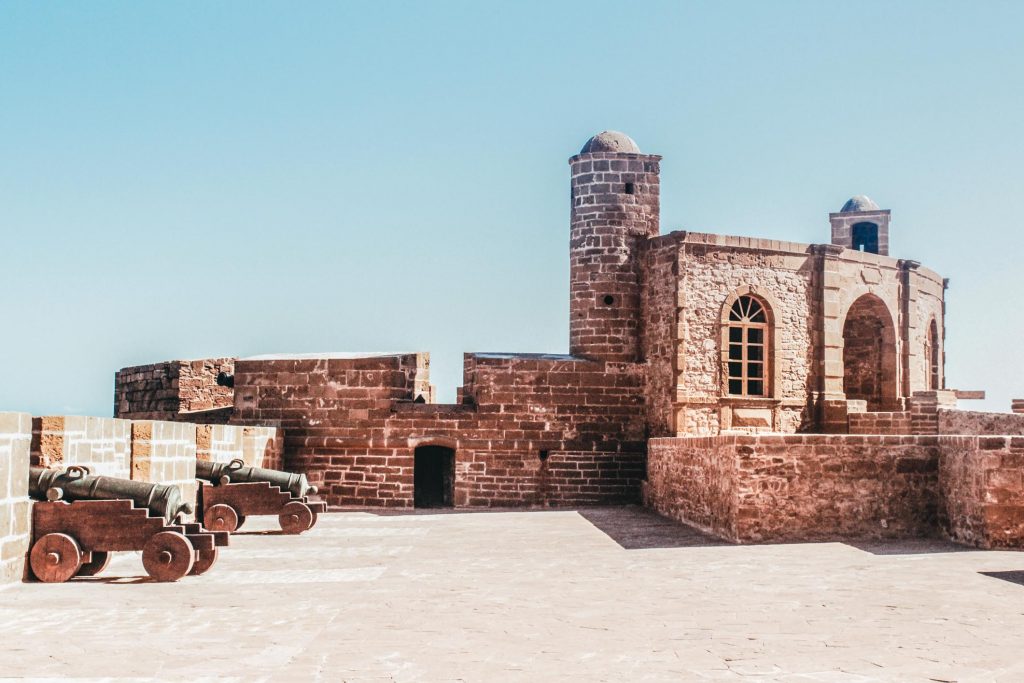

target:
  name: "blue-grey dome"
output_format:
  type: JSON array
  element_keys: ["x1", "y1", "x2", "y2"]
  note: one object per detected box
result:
[
  {"x1": 581, "y1": 131, "x2": 640, "y2": 154},
  {"x1": 840, "y1": 195, "x2": 880, "y2": 213}
]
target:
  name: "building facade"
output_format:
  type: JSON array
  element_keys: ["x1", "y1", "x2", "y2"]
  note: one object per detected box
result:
[{"x1": 115, "y1": 131, "x2": 952, "y2": 510}]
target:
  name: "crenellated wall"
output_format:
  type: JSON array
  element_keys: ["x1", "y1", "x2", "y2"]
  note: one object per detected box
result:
[{"x1": 227, "y1": 352, "x2": 646, "y2": 508}]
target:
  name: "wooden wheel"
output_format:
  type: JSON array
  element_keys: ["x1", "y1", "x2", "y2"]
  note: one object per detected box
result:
[
  {"x1": 204, "y1": 504, "x2": 239, "y2": 533},
  {"x1": 189, "y1": 548, "x2": 218, "y2": 576},
  {"x1": 77, "y1": 550, "x2": 111, "y2": 577},
  {"x1": 234, "y1": 514, "x2": 246, "y2": 531},
  {"x1": 30, "y1": 533, "x2": 83, "y2": 583},
  {"x1": 279, "y1": 501, "x2": 313, "y2": 534},
  {"x1": 308, "y1": 509, "x2": 319, "y2": 529},
  {"x1": 142, "y1": 532, "x2": 194, "y2": 582}
]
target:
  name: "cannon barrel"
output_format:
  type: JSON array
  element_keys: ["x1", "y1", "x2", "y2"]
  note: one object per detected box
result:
[
  {"x1": 29, "y1": 466, "x2": 193, "y2": 524},
  {"x1": 195, "y1": 459, "x2": 317, "y2": 498}
]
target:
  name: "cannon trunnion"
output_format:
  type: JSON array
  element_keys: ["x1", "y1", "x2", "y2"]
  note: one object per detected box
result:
[{"x1": 197, "y1": 459, "x2": 326, "y2": 534}]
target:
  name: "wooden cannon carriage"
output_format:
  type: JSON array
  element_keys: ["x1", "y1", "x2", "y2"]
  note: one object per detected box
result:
[
  {"x1": 28, "y1": 466, "x2": 228, "y2": 583},
  {"x1": 196, "y1": 459, "x2": 327, "y2": 534}
]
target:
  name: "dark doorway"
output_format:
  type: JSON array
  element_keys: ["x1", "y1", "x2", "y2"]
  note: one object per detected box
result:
[{"x1": 414, "y1": 445, "x2": 455, "y2": 508}]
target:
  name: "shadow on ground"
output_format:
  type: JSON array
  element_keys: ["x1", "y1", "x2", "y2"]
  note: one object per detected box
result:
[
  {"x1": 845, "y1": 538, "x2": 979, "y2": 556},
  {"x1": 576, "y1": 506, "x2": 730, "y2": 549},
  {"x1": 980, "y1": 570, "x2": 1024, "y2": 586}
]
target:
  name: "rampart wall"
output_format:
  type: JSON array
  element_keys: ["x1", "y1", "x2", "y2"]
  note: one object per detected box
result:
[
  {"x1": 0, "y1": 413, "x2": 31, "y2": 588},
  {"x1": 228, "y1": 352, "x2": 646, "y2": 507},
  {"x1": 646, "y1": 435, "x2": 939, "y2": 542}
]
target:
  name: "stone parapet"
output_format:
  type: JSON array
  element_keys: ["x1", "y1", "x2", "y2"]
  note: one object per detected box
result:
[
  {"x1": 939, "y1": 435, "x2": 1024, "y2": 548},
  {"x1": 646, "y1": 434, "x2": 941, "y2": 543},
  {"x1": 0, "y1": 413, "x2": 31, "y2": 587},
  {"x1": 31, "y1": 416, "x2": 131, "y2": 478},
  {"x1": 130, "y1": 421, "x2": 198, "y2": 521}
]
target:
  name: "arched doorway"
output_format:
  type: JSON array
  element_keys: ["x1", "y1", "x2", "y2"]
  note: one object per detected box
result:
[
  {"x1": 842, "y1": 295, "x2": 898, "y2": 410},
  {"x1": 414, "y1": 445, "x2": 455, "y2": 508}
]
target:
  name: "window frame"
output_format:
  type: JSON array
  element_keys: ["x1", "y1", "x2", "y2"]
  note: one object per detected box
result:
[{"x1": 720, "y1": 291, "x2": 774, "y2": 399}]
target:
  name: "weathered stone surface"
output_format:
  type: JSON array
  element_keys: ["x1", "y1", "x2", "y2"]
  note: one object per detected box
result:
[{"x1": 0, "y1": 413, "x2": 31, "y2": 588}]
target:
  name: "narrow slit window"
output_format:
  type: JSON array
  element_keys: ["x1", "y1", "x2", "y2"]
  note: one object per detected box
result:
[{"x1": 726, "y1": 295, "x2": 770, "y2": 397}]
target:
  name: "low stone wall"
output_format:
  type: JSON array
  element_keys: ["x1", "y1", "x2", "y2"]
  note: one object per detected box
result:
[
  {"x1": 848, "y1": 411, "x2": 912, "y2": 435},
  {"x1": 196, "y1": 424, "x2": 284, "y2": 469},
  {"x1": 130, "y1": 421, "x2": 198, "y2": 521},
  {"x1": 938, "y1": 409, "x2": 1024, "y2": 436},
  {"x1": 0, "y1": 413, "x2": 31, "y2": 587},
  {"x1": 31, "y1": 416, "x2": 131, "y2": 478},
  {"x1": 647, "y1": 435, "x2": 940, "y2": 543},
  {"x1": 939, "y1": 435, "x2": 1024, "y2": 548}
]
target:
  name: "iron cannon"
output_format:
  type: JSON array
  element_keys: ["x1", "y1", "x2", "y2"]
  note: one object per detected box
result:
[
  {"x1": 195, "y1": 459, "x2": 317, "y2": 498},
  {"x1": 30, "y1": 465, "x2": 193, "y2": 524},
  {"x1": 27, "y1": 466, "x2": 227, "y2": 583},
  {"x1": 195, "y1": 459, "x2": 326, "y2": 534}
]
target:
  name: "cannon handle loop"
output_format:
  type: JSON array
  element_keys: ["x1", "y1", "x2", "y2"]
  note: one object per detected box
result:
[
  {"x1": 227, "y1": 459, "x2": 246, "y2": 471},
  {"x1": 64, "y1": 465, "x2": 88, "y2": 480}
]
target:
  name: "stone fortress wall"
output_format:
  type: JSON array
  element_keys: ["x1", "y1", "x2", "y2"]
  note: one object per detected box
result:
[{"x1": 0, "y1": 129, "x2": 1009, "y2": 566}]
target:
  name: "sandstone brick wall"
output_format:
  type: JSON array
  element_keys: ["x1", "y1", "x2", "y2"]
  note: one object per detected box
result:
[
  {"x1": 230, "y1": 352, "x2": 646, "y2": 507},
  {"x1": 644, "y1": 436, "x2": 737, "y2": 540},
  {"x1": 242, "y1": 426, "x2": 284, "y2": 470},
  {"x1": 939, "y1": 435, "x2": 1024, "y2": 548},
  {"x1": 196, "y1": 424, "x2": 283, "y2": 469},
  {"x1": 115, "y1": 358, "x2": 235, "y2": 421},
  {"x1": 569, "y1": 151, "x2": 660, "y2": 363},
  {"x1": 848, "y1": 411, "x2": 912, "y2": 435},
  {"x1": 130, "y1": 421, "x2": 198, "y2": 521},
  {"x1": 674, "y1": 234, "x2": 815, "y2": 435},
  {"x1": 31, "y1": 416, "x2": 131, "y2": 478},
  {"x1": 937, "y1": 409, "x2": 1024, "y2": 436},
  {"x1": 196, "y1": 424, "x2": 243, "y2": 463},
  {"x1": 647, "y1": 435, "x2": 940, "y2": 543},
  {"x1": 909, "y1": 390, "x2": 958, "y2": 434},
  {"x1": 640, "y1": 237, "x2": 681, "y2": 437},
  {"x1": 0, "y1": 413, "x2": 31, "y2": 587}
]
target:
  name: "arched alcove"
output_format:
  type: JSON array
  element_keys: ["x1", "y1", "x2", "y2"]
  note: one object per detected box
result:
[{"x1": 842, "y1": 295, "x2": 898, "y2": 410}]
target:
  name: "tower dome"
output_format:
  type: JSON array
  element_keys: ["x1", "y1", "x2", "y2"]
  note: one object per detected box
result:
[
  {"x1": 580, "y1": 131, "x2": 640, "y2": 154},
  {"x1": 840, "y1": 195, "x2": 880, "y2": 213}
]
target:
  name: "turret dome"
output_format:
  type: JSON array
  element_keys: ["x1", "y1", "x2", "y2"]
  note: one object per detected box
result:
[
  {"x1": 840, "y1": 195, "x2": 880, "y2": 213},
  {"x1": 580, "y1": 131, "x2": 640, "y2": 154}
]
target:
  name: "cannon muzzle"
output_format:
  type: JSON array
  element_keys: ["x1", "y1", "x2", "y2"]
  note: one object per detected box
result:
[
  {"x1": 195, "y1": 459, "x2": 316, "y2": 498},
  {"x1": 29, "y1": 466, "x2": 193, "y2": 524}
]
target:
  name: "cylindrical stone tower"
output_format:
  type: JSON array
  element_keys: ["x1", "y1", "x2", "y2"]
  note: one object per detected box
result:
[{"x1": 568, "y1": 131, "x2": 661, "y2": 363}]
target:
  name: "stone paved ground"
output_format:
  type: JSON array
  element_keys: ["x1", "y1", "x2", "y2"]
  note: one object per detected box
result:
[{"x1": 3, "y1": 506, "x2": 1024, "y2": 682}]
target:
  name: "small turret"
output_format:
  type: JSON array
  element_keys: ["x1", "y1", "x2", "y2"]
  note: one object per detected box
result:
[{"x1": 567, "y1": 131, "x2": 661, "y2": 363}]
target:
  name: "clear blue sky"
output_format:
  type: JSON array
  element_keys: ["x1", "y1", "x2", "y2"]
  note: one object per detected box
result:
[{"x1": 2, "y1": 1, "x2": 1021, "y2": 415}]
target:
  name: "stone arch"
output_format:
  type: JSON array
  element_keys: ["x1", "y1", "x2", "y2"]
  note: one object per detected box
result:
[
  {"x1": 719, "y1": 286, "x2": 781, "y2": 398},
  {"x1": 841, "y1": 294, "x2": 898, "y2": 410}
]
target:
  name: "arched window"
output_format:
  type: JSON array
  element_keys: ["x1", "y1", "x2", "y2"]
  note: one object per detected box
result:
[
  {"x1": 726, "y1": 295, "x2": 769, "y2": 397},
  {"x1": 926, "y1": 319, "x2": 940, "y2": 390}
]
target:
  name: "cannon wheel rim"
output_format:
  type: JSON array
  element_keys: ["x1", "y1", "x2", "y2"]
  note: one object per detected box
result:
[
  {"x1": 234, "y1": 514, "x2": 246, "y2": 531},
  {"x1": 142, "y1": 531, "x2": 194, "y2": 582},
  {"x1": 77, "y1": 550, "x2": 111, "y2": 577},
  {"x1": 30, "y1": 533, "x2": 83, "y2": 583},
  {"x1": 309, "y1": 509, "x2": 319, "y2": 529},
  {"x1": 189, "y1": 547, "x2": 218, "y2": 576},
  {"x1": 205, "y1": 504, "x2": 239, "y2": 533},
  {"x1": 279, "y1": 501, "x2": 313, "y2": 534}
]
